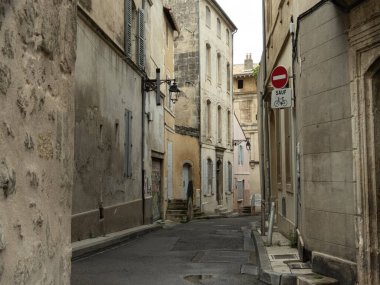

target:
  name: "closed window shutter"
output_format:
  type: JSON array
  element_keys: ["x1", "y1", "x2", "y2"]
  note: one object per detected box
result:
[
  {"x1": 137, "y1": 9, "x2": 145, "y2": 69},
  {"x1": 125, "y1": 0, "x2": 132, "y2": 58},
  {"x1": 202, "y1": 159, "x2": 207, "y2": 195},
  {"x1": 124, "y1": 110, "x2": 133, "y2": 177},
  {"x1": 224, "y1": 161, "x2": 228, "y2": 192}
]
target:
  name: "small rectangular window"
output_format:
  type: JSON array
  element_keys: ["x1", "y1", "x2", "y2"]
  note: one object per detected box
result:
[{"x1": 238, "y1": 79, "x2": 244, "y2": 89}]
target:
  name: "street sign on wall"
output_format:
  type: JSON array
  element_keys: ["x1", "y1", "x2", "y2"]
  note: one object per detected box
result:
[
  {"x1": 271, "y1": 65, "x2": 288, "y2": 89},
  {"x1": 271, "y1": 88, "x2": 292, "y2": 109}
]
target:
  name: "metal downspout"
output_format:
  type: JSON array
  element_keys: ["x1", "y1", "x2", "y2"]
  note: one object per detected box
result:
[
  {"x1": 260, "y1": 0, "x2": 269, "y2": 235},
  {"x1": 141, "y1": 78, "x2": 146, "y2": 225}
]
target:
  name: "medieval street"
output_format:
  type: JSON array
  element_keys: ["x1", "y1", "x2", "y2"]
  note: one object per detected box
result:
[
  {"x1": 1, "y1": 0, "x2": 379, "y2": 284},
  {"x1": 71, "y1": 216, "x2": 264, "y2": 285}
]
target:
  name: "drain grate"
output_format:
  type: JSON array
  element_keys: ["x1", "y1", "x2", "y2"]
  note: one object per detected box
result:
[
  {"x1": 288, "y1": 262, "x2": 311, "y2": 269},
  {"x1": 270, "y1": 254, "x2": 299, "y2": 260}
]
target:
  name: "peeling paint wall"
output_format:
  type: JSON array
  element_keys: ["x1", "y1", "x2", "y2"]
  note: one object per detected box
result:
[{"x1": 0, "y1": 0, "x2": 76, "y2": 284}]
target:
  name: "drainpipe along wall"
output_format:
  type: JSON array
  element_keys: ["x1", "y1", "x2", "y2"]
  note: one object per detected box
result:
[{"x1": 260, "y1": 0, "x2": 269, "y2": 235}]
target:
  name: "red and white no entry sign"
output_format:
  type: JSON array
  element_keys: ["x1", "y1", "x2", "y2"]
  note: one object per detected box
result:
[{"x1": 271, "y1": 66, "x2": 288, "y2": 89}]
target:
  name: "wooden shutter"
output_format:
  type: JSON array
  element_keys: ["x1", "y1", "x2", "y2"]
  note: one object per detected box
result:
[
  {"x1": 137, "y1": 9, "x2": 145, "y2": 69},
  {"x1": 124, "y1": 0, "x2": 132, "y2": 58}
]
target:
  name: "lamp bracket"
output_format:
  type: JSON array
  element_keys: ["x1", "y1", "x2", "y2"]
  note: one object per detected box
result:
[{"x1": 144, "y1": 79, "x2": 175, "y2": 92}]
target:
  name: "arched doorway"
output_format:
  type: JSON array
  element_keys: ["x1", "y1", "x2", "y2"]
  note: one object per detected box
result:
[
  {"x1": 216, "y1": 160, "x2": 223, "y2": 205},
  {"x1": 358, "y1": 57, "x2": 380, "y2": 284},
  {"x1": 182, "y1": 163, "x2": 192, "y2": 199}
]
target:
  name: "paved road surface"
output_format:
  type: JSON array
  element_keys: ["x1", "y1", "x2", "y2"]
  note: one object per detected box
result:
[{"x1": 72, "y1": 216, "x2": 265, "y2": 285}]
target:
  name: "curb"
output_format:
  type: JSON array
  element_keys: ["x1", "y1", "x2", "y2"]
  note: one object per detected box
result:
[
  {"x1": 72, "y1": 224, "x2": 162, "y2": 261},
  {"x1": 251, "y1": 223, "x2": 297, "y2": 285}
]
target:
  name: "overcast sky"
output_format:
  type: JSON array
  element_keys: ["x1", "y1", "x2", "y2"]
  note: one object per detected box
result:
[{"x1": 217, "y1": 0, "x2": 263, "y2": 65}]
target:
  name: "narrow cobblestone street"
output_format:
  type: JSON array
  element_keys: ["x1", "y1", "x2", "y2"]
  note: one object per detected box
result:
[{"x1": 71, "y1": 216, "x2": 265, "y2": 285}]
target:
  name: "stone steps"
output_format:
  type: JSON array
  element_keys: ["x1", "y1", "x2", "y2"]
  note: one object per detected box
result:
[
  {"x1": 297, "y1": 273, "x2": 338, "y2": 285},
  {"x1": 166, "y1": 200, "x2": 203, "y2": 222}
]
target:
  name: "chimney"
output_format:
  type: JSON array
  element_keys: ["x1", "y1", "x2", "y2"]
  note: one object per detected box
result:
[{"x1": 244, "y1": 53, "x2": 253, "y2": 70}]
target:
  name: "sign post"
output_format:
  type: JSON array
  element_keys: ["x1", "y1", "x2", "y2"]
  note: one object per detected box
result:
[{"x1": 271, "y1": 66, "x2": 292, "y2": 109}]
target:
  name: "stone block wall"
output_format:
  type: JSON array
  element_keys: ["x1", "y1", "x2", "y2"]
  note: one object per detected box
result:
[
  {"x1": 165, "y1": 0, "x2": 201, "y2": 130},
  {"x1": 296, "y1": 2, "x2": 356, "y2": 261},
  {"x1": 0, "y1": 0, "x2": 76, "y2": 284}
]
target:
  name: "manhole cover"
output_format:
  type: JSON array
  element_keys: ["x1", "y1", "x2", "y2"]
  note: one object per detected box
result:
[
  {"x1": 184, "y1": 275, "x2": 213, "y2": 284},
  {"x1": 269, "y1": 254, "x2": 299, "y2": 260}
]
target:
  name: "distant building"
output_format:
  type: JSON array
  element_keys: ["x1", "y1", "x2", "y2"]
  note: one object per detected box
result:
[
  {"x1": 165, "y1": 0, "x2": 237, "y2": 214},
  {"x1": 233, "y1": 54, "x2": 261, "y2": 210},
  {"x1": 232, "y1": 114, "x2": 252, "y2": 211}
]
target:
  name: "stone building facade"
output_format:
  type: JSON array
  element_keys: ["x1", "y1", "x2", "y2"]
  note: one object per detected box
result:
[
  {"x1": 233, "y1": 54, "x2": 261, "y2": 210},
  {"x1": 72, "y1": 0, "x2": 174, "y2": 239},
  {"x1": 0, "y1": 0, "x2": 76, "y2": 284},
  {"x1": 165, "y1": 0, "x2": 236, "y2": 214},
  {"x1": 258, "y1": 0, "x2": 380, "y2": 283}
]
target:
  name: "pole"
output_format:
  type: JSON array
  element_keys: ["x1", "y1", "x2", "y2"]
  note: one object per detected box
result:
[{"x1": 267, "y1": 202, "x2": 275, "y2": 246}]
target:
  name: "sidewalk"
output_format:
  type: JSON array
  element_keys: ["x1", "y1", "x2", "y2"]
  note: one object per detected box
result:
[
  {"x1": 250, "y1": 222, "x2": 339, "y2": 285},
  {"x1": 72, "y1": 222, "x2": 164, "y2": 260}
]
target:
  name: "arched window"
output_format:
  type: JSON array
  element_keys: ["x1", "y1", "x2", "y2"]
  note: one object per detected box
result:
[
  {"x1": 206, "y1": 44, "x2": 211, "y2": 79},
  {"x1": 228, "y1": 161, "x2": 232, "y2": 192},
  {"x1": 226, "y1": 29, "x2": 230, "y2": 45},
  {"x1": 227, "y1": 62, "x2": 231, "y2": 92},
  {"x1": 207, "y1": 100, "x2": 211, "y2": 137},
  {"x1": 227, "y1": 110, "x2": 231, "y2": 145},
  {"x1": 206, "y1": 6, "x2": 211, "y2": 28},
  {"x1": 217, "y1": 53, "x2": 221, "y2": 85},
  {"x1": 238, "y1": 145, "x2": 244, "y2": 165},
  {"x1": 218, "y1": 106, "x2": 222, "y2": 143}
]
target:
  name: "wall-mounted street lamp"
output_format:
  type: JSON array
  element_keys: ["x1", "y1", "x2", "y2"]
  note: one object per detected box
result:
[
  {"x1": 233, "y1": 138, "x2": 251, "y2": 150},
  {"x1": 144, "y1": 68, "x2": 181, "y2": 106}
]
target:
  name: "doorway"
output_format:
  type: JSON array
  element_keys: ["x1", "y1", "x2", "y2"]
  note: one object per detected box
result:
[
  {"x1": 216, "y1": 160, "x2": 223, "y2": 205},
  {"x1": 236, "y1": 180, "x2": 244, "y2": 201},
  {"x1": 151, "y1": 159, "x2": 162, "y2": 222},
  {"x1": 182, "y1": 163, "x2": 192, "y2": 199}
]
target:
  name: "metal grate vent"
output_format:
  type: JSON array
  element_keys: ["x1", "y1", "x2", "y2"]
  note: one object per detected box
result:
[
  {"x1": 288, "y1": 262, "x2": 311, "y2": 269},
  {"x1": 270, "y1": 254, "x2": 298, "y2": 260}
]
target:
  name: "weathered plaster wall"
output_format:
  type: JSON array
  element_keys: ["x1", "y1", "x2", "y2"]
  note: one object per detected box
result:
[
  {"x1": 78, "y1": 0, "x2": 125, "y2": 48},
  {"x1": 296, "y1": 2, "x2": 356, "y2": 261},
  {"x1": 0, "y1": 0, "x2": 76, "y2": 283},
  {"x1": 172, "y1": 134, "x2": 201, "y2": 199},
  {"x1": 72, "y1": 17, "x2": 143, "y2": 241}
]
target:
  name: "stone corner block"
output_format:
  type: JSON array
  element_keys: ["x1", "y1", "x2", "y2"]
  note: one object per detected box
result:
[{"x1": 312, "y1": 251, "x2": 356, "y2": 285}]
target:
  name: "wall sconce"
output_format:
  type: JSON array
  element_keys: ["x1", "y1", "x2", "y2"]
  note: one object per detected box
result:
[
  {"x1": 233, "y1": 138, "x2": 251, "y2": 150},
  {"x1": 144, "y1": 68, "x2": 181, "y2": 106}
]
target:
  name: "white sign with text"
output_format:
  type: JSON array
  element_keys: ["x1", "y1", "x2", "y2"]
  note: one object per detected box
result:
[{"x1": 271, "y1": 88, "x2": 292, "y2": 109}]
